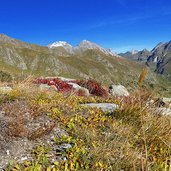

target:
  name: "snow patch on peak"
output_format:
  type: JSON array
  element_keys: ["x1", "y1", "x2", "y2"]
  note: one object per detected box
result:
[
  {"x1": 48, "y1": 41, "x2": 72, "y2": 48},
  {"x1": 48, "y1": 39, "x2": 119, "y2": 57},
  {"x1": 130, "y1": 49, "x2": 138, "y2": 55}
]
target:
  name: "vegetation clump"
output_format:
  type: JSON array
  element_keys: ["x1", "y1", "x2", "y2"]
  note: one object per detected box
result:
[
  {"x1": 0, "y1": 79, "x2": 170, "y2": 171},
  {"x1": 34, "y1": 78, "x2": 108, "y2": 97},
  {"x1": 74, "y1": 79, "x2": 108, "y2": 97}
]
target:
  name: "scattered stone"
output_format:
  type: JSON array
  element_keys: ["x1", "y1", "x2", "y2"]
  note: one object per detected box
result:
[
  {"x1": 55, "y1": 143, "x2": 72, "y2": 152},
  {"x1": 154, "y1": 97, "x2": 171, "y2": 108},
  {"x1": 67, "y1": 82, "x2": 82, "y2": 89},
  {"x1": 154, "y1": 98, "x2": 166, "y2": 107},
  {"x1": 0, "y1": 102, "x2": 69, "y2": 169},
  {"x1": 162, "y1": 97, "x2": 171, "y2": 108},
  {"x1": 50, "y1": 127, "x2": 68, "y2": 140},
  {"x1": 68, "y1": 82, "x2": 90, "y2": 96},
  {"x1": 109, "y1": 85, "x2": 129, "y2": 97},
  {"x1": 76, "y1": 87, "x2": 90, "y2": 96},
  {"x1": 157, "y1": 107, "x2": 171, "y2": 116},
  {"x1": 0, "y1": 138, "x2": 35, "y2": 170},
  {"x1": 162, "y1": 97, "x2": 171, "y2": 103},
  {"x1": 20, "y1": 156, "x2": 28, "y2": 161},
  {"x1": 81, "y1": 103, "x2": 118, "y2": 113},
  {"x1": 6, "y1": 150, "x2": 10, "y2": 155}
]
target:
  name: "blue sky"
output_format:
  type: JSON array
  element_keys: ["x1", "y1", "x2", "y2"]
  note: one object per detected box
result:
[{"x1": 0, "y1": 0, "x2": 171, "y2": 52}]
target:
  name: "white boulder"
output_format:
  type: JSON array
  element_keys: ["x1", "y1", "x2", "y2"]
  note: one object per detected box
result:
[{"x1": 109, "y1": 85, "x2": 129, "y2": 97}]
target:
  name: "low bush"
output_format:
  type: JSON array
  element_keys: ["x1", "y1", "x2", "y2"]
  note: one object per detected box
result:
[
  {"x1": 76, "y1": 79, "x2": 108, "y2": 97},
  {"x1": 34, "y1": 78, "x2": 73, "y2": 93}
]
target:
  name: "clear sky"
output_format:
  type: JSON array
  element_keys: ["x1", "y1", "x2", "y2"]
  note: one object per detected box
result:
[{"x1": 0, "y1": 0, "x2": 171, "y2": 52}]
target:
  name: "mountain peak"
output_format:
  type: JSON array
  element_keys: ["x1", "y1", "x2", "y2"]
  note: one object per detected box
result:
[
  {"x1": 152, "y1": 42, "x2": 163, "y2": 50},
  {"x1": 141, "y1": 48, "x2": 149, "y2": 52},
  {"x1": 48, "y1": 41, "x2": 72, "y2": 48},
  {"x1": 129, "y1": 49, "x2": 138, "y2": 55},
  {"x1": 0, "y1": 34, "x2": 15, "y2": 42},
  {"x1": 77, "y1": 40, "x2": 118, "y2": 56},
  {"x1": 47, "y1": 39, "x2": 118, "y2": 57},
  {"x1": 0, "y1": 34, "x2": 32, "y2": 49},
  {"x1": 80, "y1": 40, "x2": 92, "y2": 43},
  {"x1": 0, "y1": 33, "x2": 9, "y2": 38},
  {"x1": 78, "y1": 40, "x2": 98, "y2": 48}
]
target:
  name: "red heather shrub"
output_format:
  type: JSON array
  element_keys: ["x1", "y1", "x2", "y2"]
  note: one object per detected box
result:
[
  {"x1": 76, "y1": 79, "x2": 108, "y2": 97},
  {"x1": 33, "y1": 78, "x2": 73, "y2": 93},
  {"x1": 34, "y1": 78, "x2": 108, "y2": 97}
]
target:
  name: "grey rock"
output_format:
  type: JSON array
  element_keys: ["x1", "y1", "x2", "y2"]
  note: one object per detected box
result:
[
  {"x1": 50, "y1": 128, "x2": 68, "y2": 140},
  {"x1": 109, "y1": 85, "x2": 129, "y2": 97},
  {"x1": 146, "y1": 41, "x2": 171, "y2": 79},
  {"x1": 154, "y1": 97, "x2": 171, "y2": 108},
  {"x1": 55, "y1": 143, "x2": 72, "y2": 152},
  {"x1": 68, "y1": 82, "x2": 90, "y2": 96},
  {"x1": 77, "y1": 87, "x2": 90, "y2": 96},
  {"x1": 162, "y1": 97, "x2": 171, "y2": 105},
  {"x1": 157, "y1": 107, "x2": 171, "y2": 116},
  {"x1": 81, "y1": 103, "x2": 118, "y2": 113},
  {"x1": 120, "y1": 49, "x2": 150, "y2": 61}
]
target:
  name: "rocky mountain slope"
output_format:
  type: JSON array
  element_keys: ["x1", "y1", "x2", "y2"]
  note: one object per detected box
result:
[
  {"x1": 1, "y1": 33, "x2": 171, "y2": 92},
  {"x1": 146, "y1": 41, "x2": 171, "y2": 80},
  {"x1": 120, "y1": 49, "x2": 151, "y2": 61},
  {"x1": 119, "y1": 41, "x2": 171, "y2": 81},
  {"x1": 0, "y1": 34, "x2": 143, "y2": 85}
]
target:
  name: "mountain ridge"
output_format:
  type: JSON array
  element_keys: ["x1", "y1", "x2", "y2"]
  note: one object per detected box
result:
[
  {"x1": 146, "y1": 41, "x2": 171, "y2": 79},
  {"x1": 119, "y1": 48, "x2": 151, "y2": 61},
  {"x1": 48, "y1": 39, "x2": 120, "y2": 57},
  {"x1": 119, "y1": 40, "x2": 171, "y2": 80},
  {"x1": 0, "y1": 34, "x2": 143, "y2": 85},
  {"x1": 0, "y1": 33, "x2": 171, "y2": 91}
]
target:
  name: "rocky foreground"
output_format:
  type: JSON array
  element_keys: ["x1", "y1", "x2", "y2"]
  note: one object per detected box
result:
[{"x1": 0, "y1": 77, "x2": 171, "y2": 170}]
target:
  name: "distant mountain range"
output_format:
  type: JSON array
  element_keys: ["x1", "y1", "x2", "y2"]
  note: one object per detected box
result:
[
  {"x1": 119, "y1": 41, "x2": 171, "y2": 80},
  {"x1": 48, "y1": 40, "x2": 120, "y2": 57},
  {"x1": 0, "y1": 33, "x2": 171, "y2": 88},
  {"x1": 119, "y1": 49, "x2": 151, "y2": 61},
  {"x1": 0, "y1": 34, "x2": 142, "y2": 85}
]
